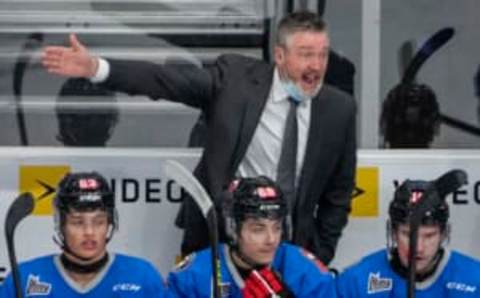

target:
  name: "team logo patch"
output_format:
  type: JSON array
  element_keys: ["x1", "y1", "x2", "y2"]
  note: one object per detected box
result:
[
  {"x1": 256, "y1": 186, "x2": 277, "y2": 199},
  {"x1": 367, "y1": 272, "x2": 392, "y2": 294},
  {"x1": 410, "y1": 191, "x2": 423, "y2": 204},
  {"x1": 26, "y1": 274, "x2": 52, "y2": 296},
  {"x1": 220, "y1": 282, "x2": 231, "y2": 298},
  {"x1": 174, "y1": 253, "x2": 196, "y2": 271}
]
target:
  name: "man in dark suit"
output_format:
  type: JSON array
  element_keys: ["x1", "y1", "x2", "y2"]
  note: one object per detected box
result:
[
  {"x1": 187, "y1": 49, "x2": 356, "y2": 147},
  {"x1": 42, "y1": 11, "x2": 356, "y2": 265}
]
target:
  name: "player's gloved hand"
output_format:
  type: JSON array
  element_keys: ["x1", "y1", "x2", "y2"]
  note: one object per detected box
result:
[{"x1": 242, "y1": 267, "x2": 294, "y2": 298}]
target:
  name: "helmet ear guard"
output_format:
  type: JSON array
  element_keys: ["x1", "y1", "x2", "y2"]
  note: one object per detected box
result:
[
  {"x1": 224, "y1": 211, "x2": 239, "y2": 245},
  {"x1": 442, "y1": 222, "x2": 451, "y2": 246},
  {"x1": 222, "y1": 187, "x2": 237, "y2": 245},
  {"x1": 386, "y1": 219, "x2": 394, "y2": 253}
]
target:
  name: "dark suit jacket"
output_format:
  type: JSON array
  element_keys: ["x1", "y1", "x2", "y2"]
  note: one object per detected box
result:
[
  {"x1": 101, "y1": 54, "x2": 357, "y2": 264},
  {"x1": 188, "y1": 49, "x2": 356, "y2": 147}
]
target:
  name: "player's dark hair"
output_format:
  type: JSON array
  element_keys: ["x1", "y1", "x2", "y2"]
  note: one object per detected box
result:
[
  {"x1": 381, "y1": 83, "x2": 440, "y2": 148},
  {"x1": 56, "y1": 78, "x2": 118, "y2": 146}
]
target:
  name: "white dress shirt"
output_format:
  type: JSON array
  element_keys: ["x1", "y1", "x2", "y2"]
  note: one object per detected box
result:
[{"x1": 236, "y1": 69, "x2": 312, "y2": 185}]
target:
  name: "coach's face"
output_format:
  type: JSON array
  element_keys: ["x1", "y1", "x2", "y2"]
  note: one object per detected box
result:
[
  {"x1": 274, "y1": 30, "x2": 329, "y2": 97},
  {"x1": 395, "y1": 223, "x2": 444, "y2": 274},
  {"x1": 63, "y1": 210, "x2": 109, "y2": 262}
]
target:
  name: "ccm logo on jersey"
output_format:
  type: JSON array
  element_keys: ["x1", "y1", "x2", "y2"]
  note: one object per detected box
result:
[
  {"x1": 26, "y1": 274, "x2": 52, "y2": 296},
  {"x1": 367, "y1": 272, "x2": 392, "y2": 294},
  {"x1": 447, "y1": 282, "x2": 476, "y2": 293},
  {"x1": 112, "y1": 283, "x2": 141, "y2": 292}
]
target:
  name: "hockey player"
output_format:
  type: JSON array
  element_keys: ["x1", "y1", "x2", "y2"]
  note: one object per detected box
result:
[
  {"x1": 0, "y1": 171, "x2": 167, "y2": 297},
  {"x1": 336, "y1": 173, "x2": 480, "y2": 297},
  {"x1": 167, "y1": 176, "x2": 336, "y2": 297}
]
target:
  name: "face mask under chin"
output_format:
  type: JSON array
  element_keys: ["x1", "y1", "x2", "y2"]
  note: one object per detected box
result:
[{"x1": 281, "y1": 76, "x2": 322, "y2": 103}]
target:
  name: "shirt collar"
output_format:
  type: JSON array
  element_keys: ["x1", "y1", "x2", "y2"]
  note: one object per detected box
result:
[{"x1": 272, "y1": 68, "x2": 289, "y2": 103}]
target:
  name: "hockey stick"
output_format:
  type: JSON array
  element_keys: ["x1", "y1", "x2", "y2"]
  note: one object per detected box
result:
[
  {"x1": 382, "y1": 27, "x2": 480, "y2": 146},
  {"x1": 402, "y1": 27, "x2": 454, "y2": 84},
  {"x1": 4, "y1": 192, "x2": 35, "y2": 298},
  {"x1": 399, "y1": 27, "x2": 480, "y2": 137},
  {"x1": 13, "y1": 33, "x2": 44, "y2": 146},
  {"x1": 163, "y1": 160, "x2": 221, "y2": 298},
  {"x1": 440, "y1": 114, "x2": 480, "y2": 137},
  {"x1": 317, "y1": 0, "x2": 326, "y2": 16},
  {"x1": 406, "y1": 169, "x2": 467, "y2": 298},
  {"x1": 398, "y1": 40, "x2": 415, "y2": 80}
]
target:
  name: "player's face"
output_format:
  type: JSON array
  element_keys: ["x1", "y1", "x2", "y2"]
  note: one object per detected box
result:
[
  {"x1": 237, "y1": 217, "x2": 282, "y2": 266},
  {"x1": 274, "y1": 30, "x2": 329, "y2": 97},
  {"x1": 394, "y1": 224, "x2": 444, "y2": 274},
  {"x1": 63, "y1": 209, "x2": 109, "y2": 262}
]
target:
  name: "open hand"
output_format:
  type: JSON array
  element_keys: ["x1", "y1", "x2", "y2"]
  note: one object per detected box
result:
[{"x1": 41, "y1": 33, "x2": 98, "y2": 78}]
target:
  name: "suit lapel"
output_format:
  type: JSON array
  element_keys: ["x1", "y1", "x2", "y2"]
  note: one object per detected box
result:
[
  {"x1": 297, "y1": 88, "x2": 330, "y2": 207},
  {"x1": 232, "y1": 63, "x2": 274, "y2": 170}
]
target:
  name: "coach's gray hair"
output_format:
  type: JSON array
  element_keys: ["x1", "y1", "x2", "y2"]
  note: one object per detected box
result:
[{"x1": 275, "y1": 11, "x2": 327, "y2": 46}]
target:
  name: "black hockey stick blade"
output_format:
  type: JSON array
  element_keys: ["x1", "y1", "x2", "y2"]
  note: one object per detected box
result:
[
  {"x1": 5, "y1": 192, "x2": 35, "y2": 239},
  {"x1": 398, "y1": 40, "x2": 416, "y2": 79},
  {"x1": 317, "y1": 0, "x2": 326, "y2": 16},
  {"x1": 410, "y1": 169, "x2": 467, "y2": 225},
  {"x1": 402, "y1": 27, "x2": 454, "y2": 84},
  {"x1": 5, "y1": 192, "x2": 35, "y2": 298},
  {"x1": 433, "y1": 169, "x2": 468, "y2": 198},
  {"x1": 163, "y1": 160, "x2": 221, "y2": 298}
]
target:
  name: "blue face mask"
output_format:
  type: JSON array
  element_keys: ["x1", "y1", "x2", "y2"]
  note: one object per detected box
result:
[{"x1": 282, "y1": 79, "x2": 309, "y2": 104}]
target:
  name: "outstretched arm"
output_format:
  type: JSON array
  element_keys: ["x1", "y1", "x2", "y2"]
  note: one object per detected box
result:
[{"x1": 41, "y1": 33, "x2": 98, "y2": 78}]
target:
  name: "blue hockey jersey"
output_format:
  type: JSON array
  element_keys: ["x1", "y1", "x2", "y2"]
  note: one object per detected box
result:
[
  {"x1": 336, "y1": 249, "x2": 480, "y2": 297},
  {"x1": 0, "y1": 253, "x2": 167, "y2": 297},
  {"x1": 167, "y1": 242, "x2": 336, "y2": 297}
]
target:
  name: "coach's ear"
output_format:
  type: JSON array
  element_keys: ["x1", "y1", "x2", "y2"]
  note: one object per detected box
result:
[{"x1": 274, "y1": 45, "x2": 286, "y2": 68}]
